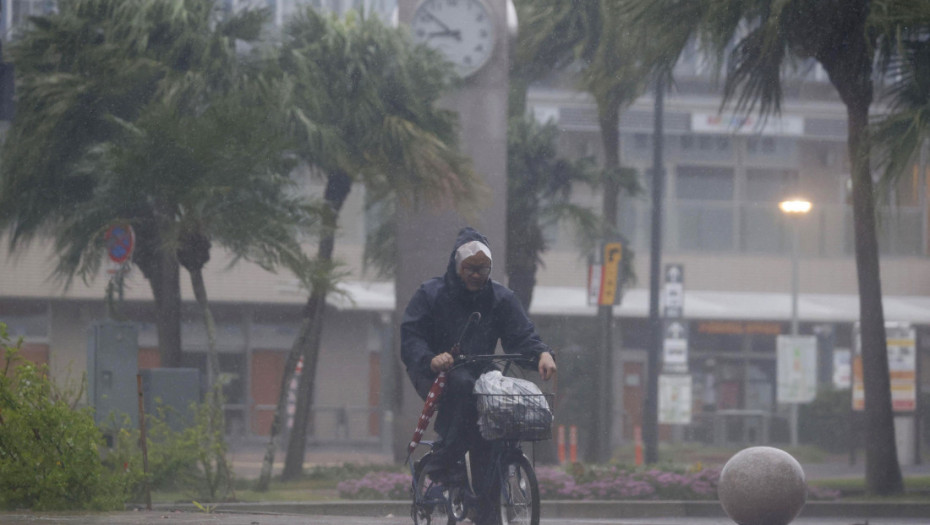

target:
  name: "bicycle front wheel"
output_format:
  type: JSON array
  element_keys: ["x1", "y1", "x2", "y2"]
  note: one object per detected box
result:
[{"x1": 497, "y1": 453, "x2": 539, "y2": 525}]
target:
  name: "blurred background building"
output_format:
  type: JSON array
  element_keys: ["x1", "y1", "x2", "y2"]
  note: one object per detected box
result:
[{"x1": 0, "y1": 0, "x2": 927, "y2": 460}]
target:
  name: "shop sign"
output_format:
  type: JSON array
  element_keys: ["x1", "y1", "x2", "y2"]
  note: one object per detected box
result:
[
  {"x1": 777, "y1": 335, "x2": 818, "y2": 404},
  {"x1": 852, "y1": 323, "x2": 916, "y2": 412},
  {"x1": 659, "y1": 374, "x2": 692, "y2": 425}
]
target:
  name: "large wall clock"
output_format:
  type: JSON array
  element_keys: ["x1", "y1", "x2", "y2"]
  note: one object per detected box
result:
[{"x1": 411, "y1": 0, "x2": 497, "y2": 78}]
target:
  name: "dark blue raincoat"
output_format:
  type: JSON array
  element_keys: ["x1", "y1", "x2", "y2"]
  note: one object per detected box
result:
[{"x1": 400, "y1": 227, "x2": 550, "y2": 399}]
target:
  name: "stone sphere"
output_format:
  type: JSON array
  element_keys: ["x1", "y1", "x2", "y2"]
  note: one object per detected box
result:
[{"x1": 718, "y1": 446, "x2": 807, "y2": 525}]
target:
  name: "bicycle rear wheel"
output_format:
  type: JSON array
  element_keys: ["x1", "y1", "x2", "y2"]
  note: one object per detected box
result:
[
  {"x1": 412, "y1": 454, "x2": 455, "y2": 525},
  {"x1": 497, "y1": 453, "x2": 539, "y2": 525}
]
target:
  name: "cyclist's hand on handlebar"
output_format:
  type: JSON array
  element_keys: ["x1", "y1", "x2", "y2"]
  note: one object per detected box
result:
[
  {"x1": 430, "y1": 352, "x2": 454, "y2": 373},
  {"x1": 538, "y1": 351, "x2": 557, "y2": 381}
]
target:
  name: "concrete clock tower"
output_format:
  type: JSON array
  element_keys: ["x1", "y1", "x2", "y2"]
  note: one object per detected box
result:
[{"x1": 392, "y1": 0, "x2": 512, "y2": 460}]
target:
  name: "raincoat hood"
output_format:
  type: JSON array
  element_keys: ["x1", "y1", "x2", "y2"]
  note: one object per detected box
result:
[{"x1": 444, "y1": 227, "x2": 492, "y2": 294}]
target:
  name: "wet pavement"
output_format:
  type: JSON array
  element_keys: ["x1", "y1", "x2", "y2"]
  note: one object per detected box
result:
[
  {"x1": 2, "y1": 443, "x2": 927, "y2": 525},
  {"x1": 1, "y1": 512, "x2": 928, "y2": 525}
]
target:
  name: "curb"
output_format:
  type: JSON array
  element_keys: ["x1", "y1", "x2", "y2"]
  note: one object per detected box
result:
[{"x1": 153, "y1": 500, "x2": 930, "y2": 519}]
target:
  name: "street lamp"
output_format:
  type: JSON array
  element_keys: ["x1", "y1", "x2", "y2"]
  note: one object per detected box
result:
[
  {"x1": 779, "y1": 198, "x2": 812, "y2": 336},
  {"x1": 779, "y1": 197, "x2": 811, "y2": 446}
]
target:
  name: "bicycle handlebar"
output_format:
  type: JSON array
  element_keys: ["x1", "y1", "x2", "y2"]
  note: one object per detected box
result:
[{"x1": 452, "y1": 353, "x2": 537, "y2": 374}]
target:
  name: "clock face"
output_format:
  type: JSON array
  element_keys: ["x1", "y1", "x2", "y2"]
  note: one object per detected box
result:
[{"x1": 411, "y1": 0, "x2": 496, "y2": 78}]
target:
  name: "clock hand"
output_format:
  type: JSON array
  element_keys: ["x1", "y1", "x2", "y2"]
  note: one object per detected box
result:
[
  {"x1": 428, "y1": 29, "x2": 462, "y2": 40},
  {"x1": 422, "y1": 10, "x2": 453, "y2": 33}
]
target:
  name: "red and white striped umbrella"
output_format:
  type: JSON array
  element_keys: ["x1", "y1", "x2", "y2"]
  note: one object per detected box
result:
[
  {"x1": 406, "y1": 312, "x2": 480, "y2": 459},
  {"x1": 406, "y1": 365, "x2": 451, "y2": 457}
]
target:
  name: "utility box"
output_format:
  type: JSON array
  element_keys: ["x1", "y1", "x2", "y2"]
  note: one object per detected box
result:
[
  {"x1": 141, "y1": 368, "x2": 202, "y2": 431},
  {"x1": 87, "y1": 321, "x2": 139, "y2": 429}
]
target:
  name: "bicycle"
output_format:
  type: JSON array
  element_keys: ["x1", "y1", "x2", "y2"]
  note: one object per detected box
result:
[{"x1": 409, "y1": 353, "x2": 554, "y2": 525}]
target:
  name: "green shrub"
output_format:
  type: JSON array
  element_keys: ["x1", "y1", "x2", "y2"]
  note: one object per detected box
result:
[
  {"x1": 799, "y1": 387, "x2": 852, "y2": 453},
  {"x1": 104, "y1": 392, "x2": 235, "y2": 502},
  {"x1": 0, "y1": 323, "x2": 127, "y2": 510}
]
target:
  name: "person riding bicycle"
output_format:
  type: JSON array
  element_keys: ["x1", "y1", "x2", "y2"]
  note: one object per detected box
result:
[{"x1": 401, "y1": 227, "x2": 557, "y2": 524}]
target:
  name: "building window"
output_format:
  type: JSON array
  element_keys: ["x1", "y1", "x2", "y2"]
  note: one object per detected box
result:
[{"x1": 676, "y1": 165, "x2": 734, "y2": 251}]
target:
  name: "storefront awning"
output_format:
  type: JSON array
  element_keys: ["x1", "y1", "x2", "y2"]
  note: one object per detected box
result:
[{"x1": 335, "y1": 281, "x2": 930, "y2": 325}]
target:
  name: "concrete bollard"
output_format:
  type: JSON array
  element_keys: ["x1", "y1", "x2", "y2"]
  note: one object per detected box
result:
[{"x1": 718, "y1": 446, "x2": 807, "y2": 525}]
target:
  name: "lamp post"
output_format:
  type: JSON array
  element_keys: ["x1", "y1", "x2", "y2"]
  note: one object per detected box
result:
[{"x1": 779, "y1": 198, "x2": 811, "y2": 446}]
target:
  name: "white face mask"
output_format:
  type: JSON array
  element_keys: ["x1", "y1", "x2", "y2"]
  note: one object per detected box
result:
[{"x1": 455, "y1": 240, "x2": 492, "y2": 273}]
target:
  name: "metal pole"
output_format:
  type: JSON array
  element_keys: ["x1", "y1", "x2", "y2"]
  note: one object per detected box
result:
[
  {"x1": 136, "y1": 374, "x2": 152, "y2": 511},
  {"x1": 644, "y1": 76, "x2": 665, "y2": 465},
  {"x1": 790, "y1": 217, "x2": 800, "y2": 447}
]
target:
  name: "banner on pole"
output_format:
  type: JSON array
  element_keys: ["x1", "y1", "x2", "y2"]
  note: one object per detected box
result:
[{"x1": 587, "y1": 241, "x2": 623, "y2": 306}]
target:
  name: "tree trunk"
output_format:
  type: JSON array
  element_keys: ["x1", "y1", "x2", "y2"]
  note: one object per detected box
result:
[
  {"x1": 507, "y1": 263, "x2": 537, "y2": 312},
  {"x1": 134, "y1": 221, "x2": 183, "y2": 368},
  {"x1": 280, "y1": 170, "x2": 353, "y2": 481},
  {"x1": 188, "y1": 264, "x2": 234, "y2": 501},
  {"x1": 816, "y1": 2, "x2": 904, "y2": 495},
  {"x1": 180, "y1": 231, "x2": 234, "y2": 500},
  {"x1": 846, "y1": 101, "x2": 905, "y2": 496},
  {"x1": 254, "y1": 314, "x2": 309, "y2": 491}
]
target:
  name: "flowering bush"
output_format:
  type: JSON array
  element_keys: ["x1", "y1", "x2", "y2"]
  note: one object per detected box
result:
[
  {"x1": 337, "y1": 471, "x2": 411, "y2": 500},
  {"x1": 334, "y1": 462, "x2": 840, "y2": 501},
  {"x1": 536, "y1": 465, "x2": 718, "y2": 501}
]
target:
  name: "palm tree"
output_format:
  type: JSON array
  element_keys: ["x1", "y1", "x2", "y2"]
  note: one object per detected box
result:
[
  {"x1": 0, "y1": 0, "x2": 299, "y2": 370},
  {"x1": 254, "y1": 7, "x2": 483, "y2": 485},
  {"x1": 620, "y1": 0, "x2": 930, "y2": 496},
  {"x1": 515, "y1": 0, "x2": 647, "y2": 461},
  {"x1": 506, "y1": 115, "x2": 600, "y2": 309},
  {"x1": 96, "y1": 77, "x2": 314, "y2": 499},
  {"x1": 1, "y1": 1, "x2": 319, "y2": 498}
]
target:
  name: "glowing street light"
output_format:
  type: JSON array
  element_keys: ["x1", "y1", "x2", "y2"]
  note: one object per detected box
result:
[{"x1": 779, "y1": 199, "x2": 813, "y2": 215}]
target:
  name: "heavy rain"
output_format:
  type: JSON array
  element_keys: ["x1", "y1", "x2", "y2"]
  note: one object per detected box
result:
[{"x1": 0, "y1": 0, "x2": 928, "y2": 523}]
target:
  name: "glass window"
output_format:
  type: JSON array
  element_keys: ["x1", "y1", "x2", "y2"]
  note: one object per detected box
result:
[
  {"x1": 676, "y1": 166, "x2": 734, "y2": 200},
  {"x1": 745, "y1": 169, "x2": 799, "y2": 202},
  {"x1": 676, "y1": 166, "x2": 734, "y2": 251}
]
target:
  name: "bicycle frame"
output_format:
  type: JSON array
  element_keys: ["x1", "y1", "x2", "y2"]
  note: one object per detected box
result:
[{"x1": 409, "y1": 353, "x2": 549, "y2": 525}]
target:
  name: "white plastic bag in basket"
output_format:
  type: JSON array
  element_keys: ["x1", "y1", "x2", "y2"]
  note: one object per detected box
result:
[{"x1": 473, "y1": 371, "x2": 552, "y2": 440}]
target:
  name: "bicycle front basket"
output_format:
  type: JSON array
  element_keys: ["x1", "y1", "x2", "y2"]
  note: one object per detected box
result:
[{"x1": 476, "y1": 393, "x2": 553, "y2": 441}]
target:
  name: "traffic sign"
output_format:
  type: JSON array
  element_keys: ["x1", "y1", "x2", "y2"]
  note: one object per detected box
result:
[
  {"x1": 663, "y1": 319, "x2": 689, "y2": 373},
  {"x1": 664, "y1": 263, "x2": 684, "y2": 318},
  {"x1": 105, "y1": 224, "x2": 135, "y2": 264}
]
